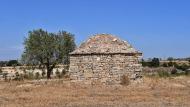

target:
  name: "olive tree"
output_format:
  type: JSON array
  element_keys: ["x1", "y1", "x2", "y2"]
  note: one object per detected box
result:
[{"x1": 22, "y1": 29, "x2": 76, "y2": 79}]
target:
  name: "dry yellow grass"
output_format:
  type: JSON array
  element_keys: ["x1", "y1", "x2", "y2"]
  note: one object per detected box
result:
[{"x1": 0, "y1": 76, "x2": 190, "y2": 107}]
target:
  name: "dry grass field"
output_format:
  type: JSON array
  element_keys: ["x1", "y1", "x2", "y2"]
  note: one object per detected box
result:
[{"x1": 0, "y1": 76, "x2": 190, "y2": 107}]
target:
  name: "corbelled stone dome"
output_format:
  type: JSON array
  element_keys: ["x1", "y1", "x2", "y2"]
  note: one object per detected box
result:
[{"x1": 70, "y1": 34, "x2": 141, "y2": 55}]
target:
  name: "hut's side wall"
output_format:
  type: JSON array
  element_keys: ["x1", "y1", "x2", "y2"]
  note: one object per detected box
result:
[{"x1": 69, "y1": 54, "x2": 142, "y2": 84}]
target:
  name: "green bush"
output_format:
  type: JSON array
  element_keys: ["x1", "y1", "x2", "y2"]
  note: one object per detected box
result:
[
  {"x1": 25, "y1": 72, "x2": 35, "y2": 80},
  {"x1": 141, "y1": 58, "x2": 160, "y2": 67},
  {"x1": 3, "y1": 73, "x2": 8, "y2": 81},
  {"x1": 41, "y1": 71, "x2": 46, "y2": 78},
  {"x1": 14, "y1": 72, "x2": 24, "y2": 81},
  {"x1": 14, "y1": 72, "x2": 20, "y2": 80},
  {"x1": 185, "y1": 70, "x2": 190, "y2": 75},
  {"x1": 158, "y1": 71, "x2": 170, "y2": 78},
  {"x1": 171, "y1": 69, "x2": 177, "y2": 75},
  {"x1": 55, "y1": 69, "x2": 61, "y2": 79},
  {"x1": 0, "y1": 67, "x2": 2, "y2": 74},
  {"x1": 29, "y1": 72, "x2": 34, "y2": 79},
  {"x1": 62, "y1": 69, "x2": 67, "y2": 76},
  {"x1": 162, "y1": 63, "x2": 168, "y2": 67},
  {"x1": 177, "y1": 64, "x2": 189, "y2": 71},
  {"x1": 35, "y1": 72, "x2": 40, "y2": 79},
  {"x1": 23, "y1": 72, "x2": 29, "y2": 79},
  {"x1": 168, "y1": 61, "x2": 174, "y2": 67}
]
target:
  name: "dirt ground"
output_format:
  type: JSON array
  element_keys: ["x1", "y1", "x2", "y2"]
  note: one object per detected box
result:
[{"x1": 0, "y1": 76, "x2": 190, "y2": 107}]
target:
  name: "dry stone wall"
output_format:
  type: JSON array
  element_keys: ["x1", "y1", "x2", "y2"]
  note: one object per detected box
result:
[{"x1": 69, "y1": 54, "x2": 142, "y2": 85}]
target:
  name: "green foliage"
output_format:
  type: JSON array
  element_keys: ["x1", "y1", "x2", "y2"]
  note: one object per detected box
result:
[
  {"x1": 14, "y1": 72, "x2": 23, "y2": 81},
  {"x1": 3, "y1": 73, "x2": 8, "y2": 81},
  {"x1": 185, "y1": 70, "x2": 190, "y2": 75},
  {"x1": 162, "y1": 63, "x2": 168, "y2": 67},
  {"x1": 35, "y1": 72, "x2": 40, "y2": 79},
  {"x1": 141, "y1": 58, "x2": 160, "y2": 67},
  {"x1": 62, "y1": 69, "x2": 67, "y2": 76},
  {"x1": 58, "y1": 31, "x2": 76, "y2": 65},
  {"x1": 0, "y1": 67, "x2": 2, "y2": 74},
  {"x1": 171, "y1": 69, "x2": 177, "y2": 75},
  {"x1": 41, "y1": 71, "x2": 46, "y2": 78},
  {"x1": 23, "y1": 72, "x2": 35, "y2": 80},
  {"x1": 167, "y1": 57, "x2": 174, "y2": 61},
  {"x1": 151, "y1": 58, "x2": 160, "y2": 67},
  {"x1": 141, "y1": 59, "x2": 151, "y2": 67},
  {"x1": 28, "y1": 72, "x2": 34, "y2": 80},
  {"x1": 7, "y1": 60, "x2": 20, "y2": 66},
  {"x1": 158, "y1": 71, "x2": 170, "y2": 78},
  {"x1": 0, "y1": 61, "x2": 8, "y2": 67},
  {"x1": 142, "y1": 59, "x2": 147, "y2": 67},
  {"x1": 168, "y1": 61, "x2": 174, "y2": 67},
  {"x1": 148, "y1": 69, "x2": 189, "y2": 78},
  {"x1": 174, "y1": 63, "x2": 189, "y2": 71},
  {"x1": 55, "y1": 69, "x2": 61, "y2": 79},
  {"x1": 22, "y1": 29, "x2": 76, "y2": 79}
]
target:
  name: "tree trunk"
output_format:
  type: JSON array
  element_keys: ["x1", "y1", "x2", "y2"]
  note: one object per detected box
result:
[
  {"x1": 46, "y1": 64, "x2": 55, "y2": 79},
  {"x1": 47, "y1": 68, "x2": 51, "y2": 79},
  {"x1": 46, "y1": 60, "x2": 56, "y2": 79}
]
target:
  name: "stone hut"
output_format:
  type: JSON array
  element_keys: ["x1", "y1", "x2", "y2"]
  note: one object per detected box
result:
[{"x1": 69, "y1": 34, "x2": 142, "y2": 84}]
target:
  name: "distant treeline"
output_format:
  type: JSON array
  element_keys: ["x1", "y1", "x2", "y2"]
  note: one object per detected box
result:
[
  {"x1": 0, "y1": 60, "x2": 21, "y2": 67},
  {"x1": 142, "y1": 57, "x2": 190, "y2": 71}
]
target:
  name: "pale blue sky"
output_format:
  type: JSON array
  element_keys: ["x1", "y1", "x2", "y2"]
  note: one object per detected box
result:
[{"x1": 0, "y1": 0, "x2": 190, "y2": 60}]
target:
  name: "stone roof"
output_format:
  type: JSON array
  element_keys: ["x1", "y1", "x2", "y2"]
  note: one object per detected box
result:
[{"x1": 70, "y1": 34, "x2": 142, "y2": 55}]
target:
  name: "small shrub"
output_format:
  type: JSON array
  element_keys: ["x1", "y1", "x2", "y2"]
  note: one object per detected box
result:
[
  {"x1": 20, "y1": 74, "x2": 24, "y2": 81},
  {"x1": 62, "y1": 69, "x2": 67, "y2": 76},
  {"x1": 55, "y1": 69, "x2": 61, "y2": 79},
  {"x1": 14, "y1": 72, "x2": 20, "y2": 80},
  {"x1": 0, "y1": 67, "x2": 2, "y2": 74},
  {"x1": 23, "y1": 72, "x2": 29, "y2": 79},
  {"x1": 28, "y1": 72, "x2": 34, "y2": 80},
  {"x1": 26, "y1": 66, "x2": 32, "y2": 70},
  {"x1": 35, "y1": 72, "x2": 40, "y2": 79},
  {"x1": 23, "y1": 72, "x2": 34, "y2": 80},
  {"x1": 171, "y1": 68, "x2": 177, "y2": 75},
  {"x1": 3, "y1": 73, "x2": 8, "y2": 81},
  {"x1": 174, "y1": 63, "x2": 189, "y2": 71},
  {"x1": 64, "y1": 65, "x2": 69, "y2": 71},
  {"x1": 185, "y1": 70, "x2": 190, "y2": 75},
  {"x1": 162, "y1": 63, "x2": 168, "y2": 67},
  {"x1": 158, "y1": 71, "x2": 170, "y2": 78},
  {"x1": 41, "y1": 71, "x2": 46, "y2": 78},
  {"x1": 168, "y1": 61, "x2": 174, "y2": 67},
  {"x1": 120, "y1": 75, "x2": 130, "y2": 86},
  {"x1": 14, "y1": 72, "x2": 23, "y2": 81}
]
